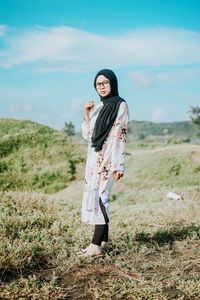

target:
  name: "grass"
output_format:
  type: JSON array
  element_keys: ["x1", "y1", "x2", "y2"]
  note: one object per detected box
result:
[
  {"x1": 123, "y1": 143, "x2": 200, "y2": 189},
  {"x1": 0, "y1": 119, "x2": 84, "y2": 193},
  {"x1": 0, "y1": 184, "x2": 200, "y2": 299},
  {"x1": 0, "y1": 119, "x2": 200, "y2": 299}
]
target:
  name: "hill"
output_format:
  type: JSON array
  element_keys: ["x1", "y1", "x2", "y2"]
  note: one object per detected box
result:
[
  {"x1": 0, "y1": 118, "x2": 84, "y2": 193},
  {"x1": 128, "y1": 120, "x2": 198, "y2": 142}
]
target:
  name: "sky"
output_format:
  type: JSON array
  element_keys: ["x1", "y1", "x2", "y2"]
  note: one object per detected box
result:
[{"x1": 0, "y1": 0, "x2": 200, "y2": 130}]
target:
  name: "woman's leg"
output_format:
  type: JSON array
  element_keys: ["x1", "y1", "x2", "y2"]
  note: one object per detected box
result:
[
  {"x1": 102, "y1": 223, "x2": 109, "y2": 242},
  {"x1": 91, "y1": 197, "x2": 109, "y2": 246},
  {"x1": 99, "y1": 197, "x2": 109, "y2": 223},
  {"x1": 81, "y1": 198, "x2": 109, "y2": 256},
  {"x1": 91, "y1": 224, "x2": 108, "y2": 246}
]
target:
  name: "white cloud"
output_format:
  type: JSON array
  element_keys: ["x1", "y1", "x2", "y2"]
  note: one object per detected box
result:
[
  {"x1": 8, "y1": 103, "x2": 33, "y2": 113},
  {"x1": 1, "y1": 26, "x2": 200, "y2": 71},
  {"x1": 130, "y1": 67, "x2": 200, "y2": 89},
  {"x1": 0, "y1": 25, "x2": 9, "y2": 37},
  {"x1": 130, "y1": 71, "x2": 155, "y2": 88},
  {"x1": 157, "y1": 67, "x2": 200, "y2": 84},
  {"x1": 69, "y1": 97, "x2": 84, "y2": 111},
  {"x1": 151, "y1": 107, "x2": 165, "y2": 122},
  {"x1": 8, "y1": 104, "x2": 18, "y2": 113}
]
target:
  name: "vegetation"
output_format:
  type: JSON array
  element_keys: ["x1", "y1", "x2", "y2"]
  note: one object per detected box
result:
[
  {"x1": 0, "y1": 118, "x2": 200, "y2": 299},
  {"x1": 63, "y1": 121, "x2": 75, "y2": 136},
  {"x1": 189, "y1": 106, "x2": 200, "y2": 137},
  {"x1": 0, "y1": 119, "x2": 84, "y2": 193},
  {"x1": 1, "y1": 182, "x2": 200, "y2": 299},
  {"x1": 128, "y1": 120, "x2": 198, "y2": 143},
  {"x1": 123, "y1": 143, "x2": 200, "y2": 189}
]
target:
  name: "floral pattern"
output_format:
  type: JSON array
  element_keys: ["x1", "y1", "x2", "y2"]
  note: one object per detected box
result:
[
  {"x1": 102, "y1": 166, "x2": 110, "y2": 181},
  {"x1": 117, "y1": 127, "x2": 127, "y2": 142},
  {"x1": 81, "y1": 101, "x2": 129, "y2": 224}
]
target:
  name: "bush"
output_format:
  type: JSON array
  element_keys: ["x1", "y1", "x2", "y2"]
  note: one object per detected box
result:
[{"x1": 0, "y1": 162, "x2": 8, "y2": 173}]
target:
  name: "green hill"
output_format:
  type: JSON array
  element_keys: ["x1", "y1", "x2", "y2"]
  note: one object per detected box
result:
[
  {"x1": 128, "y1": 120, "x2": 198, "y2": 142},
  {"x1": 0, "y1": 119, "x2": 84, "y2": 193}
]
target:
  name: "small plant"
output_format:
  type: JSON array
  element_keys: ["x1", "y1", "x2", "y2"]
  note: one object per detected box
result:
[
  {"x1": 194, "y1": 166, "x2": 200, "y2": 173},
  {"x1": 0, "y1": 161, "x2": 8, "y2": 173},
  {"x1": 169, "y1": 163, "x2": 181, "y2": 176},
  {"x1": 135, "y1": 225, "x2": 200, "y2": 246},
  {"x1": 110, "y1": 194, "x2": 117, "y2": 202}
]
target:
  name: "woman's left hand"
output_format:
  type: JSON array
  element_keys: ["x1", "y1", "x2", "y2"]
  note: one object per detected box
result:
[{"x1": 113, "y1": 171, "x2": 124, "y2": 181}]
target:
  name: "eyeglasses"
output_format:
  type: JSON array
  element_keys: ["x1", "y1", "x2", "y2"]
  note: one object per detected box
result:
[{"x1": 96, "y1": 80, "x2": 110, "y2": 88}]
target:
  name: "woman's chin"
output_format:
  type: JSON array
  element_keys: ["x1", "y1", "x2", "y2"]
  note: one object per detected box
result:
[{"x1": 100, "y1": 92, "x2": 108, "y2": 97}]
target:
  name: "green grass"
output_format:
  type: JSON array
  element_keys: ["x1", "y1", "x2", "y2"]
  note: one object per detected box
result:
[
  {"x1": 0, "y1": 119, "x2": 84, "y2": 193},
  {"x1": 0, "y1": 119, "x2": 200, "y2": 299},
  {"x1": 123, "y1": 144, "x2": 200, "y2": 191}
]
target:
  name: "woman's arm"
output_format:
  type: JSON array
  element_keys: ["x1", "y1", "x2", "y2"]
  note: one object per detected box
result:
[
  {"x1": 82, "y1": 119, "x2": 90, "y2": 141},
  {"x1": 81, "y1": 100, "x2": 94, "y2": 141},
  {"x1": 111, "y1": 102, "x2": 129, "y2": 178}
]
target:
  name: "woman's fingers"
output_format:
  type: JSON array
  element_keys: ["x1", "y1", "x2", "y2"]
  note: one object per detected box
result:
[
  {"x1": 113, "y1": 171, "x2": 123, "y2": 181},
  {"x1": 85, "y1": 100, "x2": 94, "y2": 110},
  {"x1": 84, "y1": 101, "x2": 95, "y2": 121}
]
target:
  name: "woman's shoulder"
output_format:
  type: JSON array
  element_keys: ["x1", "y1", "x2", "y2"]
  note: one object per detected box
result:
[
  {"x1": 117, "y1": 101, "x2": 129, "y2": 121},
  {"x1": 119, "y1": 100, "x2": 128, "y2": 111}
]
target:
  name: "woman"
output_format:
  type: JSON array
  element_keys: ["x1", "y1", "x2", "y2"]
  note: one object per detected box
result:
[{"x1": 81, "y1": 69, "x2": 129, "y2": 257}]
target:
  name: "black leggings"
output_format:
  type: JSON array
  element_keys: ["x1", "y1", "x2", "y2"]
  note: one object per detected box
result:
[{"x1": 91, "y1": 198, "x2": 109, "y2": 246}]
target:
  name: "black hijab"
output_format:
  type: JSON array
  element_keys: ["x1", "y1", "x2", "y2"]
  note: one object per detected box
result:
[{"x1": 91, "y1": 69, "x2": 125, "y2": 152}]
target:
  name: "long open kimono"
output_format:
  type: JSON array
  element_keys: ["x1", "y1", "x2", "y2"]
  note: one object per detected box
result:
[{"x1": 81, "y1": 101, "x2": 129, "y2": 224}]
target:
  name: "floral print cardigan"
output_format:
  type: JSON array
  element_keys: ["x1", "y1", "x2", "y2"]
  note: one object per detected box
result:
[{"x1": 81, "y1": 101, "x2": 129, "y2": 225}]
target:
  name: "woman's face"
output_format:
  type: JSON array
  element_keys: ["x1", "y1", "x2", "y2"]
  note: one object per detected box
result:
[{"x1": 95, "y1": 75, "x2": 111, "y2": 97}]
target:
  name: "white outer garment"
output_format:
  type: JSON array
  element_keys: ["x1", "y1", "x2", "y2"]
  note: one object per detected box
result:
[{"x1": 81, "y1": 101, "x2": 129, "y2": 225}]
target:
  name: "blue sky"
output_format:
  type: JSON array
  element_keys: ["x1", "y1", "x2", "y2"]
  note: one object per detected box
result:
[{"x1": 0, "y1": 0, "x2": 200, "y2": 130}]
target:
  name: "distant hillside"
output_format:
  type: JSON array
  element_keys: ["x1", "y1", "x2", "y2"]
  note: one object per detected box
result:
[
  {"x1": 0, "y1": 119, "x2": 84, "y2": 193},
  {"x1": 128, "y1": 120, "x2": 198, "y2": 142}
]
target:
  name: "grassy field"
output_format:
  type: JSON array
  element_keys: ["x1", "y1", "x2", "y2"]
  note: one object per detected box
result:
[
  {"x1": 0, "y1": 120, "x2": 200, "y2": 299},
  {"x1": 0, "y1": 119, "x2": 84, "y2": 193}
]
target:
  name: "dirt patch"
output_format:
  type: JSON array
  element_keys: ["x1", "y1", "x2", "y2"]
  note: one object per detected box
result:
[
  {"x1": 191, "y1": 150, "x2": 200, "y2": 165},
  {"x1": 59, "y1": 264, "x2": 142, "y2": 299},
  {"x1": 57, "y1": 240, "x2": 200, "y2": 298}
]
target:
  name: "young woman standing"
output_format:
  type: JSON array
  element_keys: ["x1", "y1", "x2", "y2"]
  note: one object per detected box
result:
[{"x1": 81, "y1": 69, "x2": 129, "y2": 257}]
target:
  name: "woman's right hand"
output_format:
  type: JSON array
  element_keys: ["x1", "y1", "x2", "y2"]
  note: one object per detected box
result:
[{"x1": 84, "y1": 100, "x2": 94, "y2": 121}]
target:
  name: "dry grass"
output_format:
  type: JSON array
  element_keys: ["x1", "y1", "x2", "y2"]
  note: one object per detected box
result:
[{"x1": 0, "y1": 144, "x2": 200, "y2": 299}]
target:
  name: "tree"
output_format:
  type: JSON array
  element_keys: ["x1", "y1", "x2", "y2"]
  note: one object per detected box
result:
[
  {"x1": 137, "y1": 133, "x2": 146, "y2": 140},
  {"x1": 189, "y1": 106, "x2": 200, "y2": 137},
  {"x1": 63, "y1": 121, "x2": 75, "y2": 136}
]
